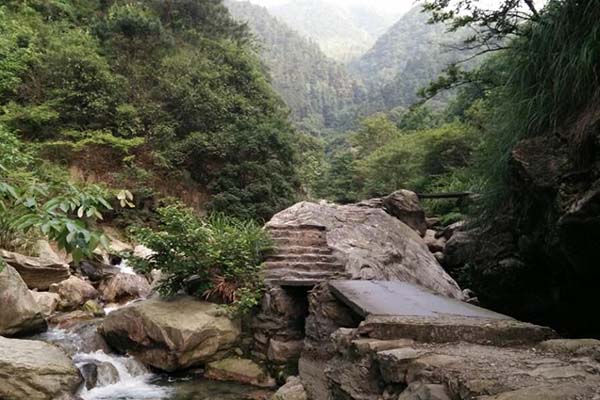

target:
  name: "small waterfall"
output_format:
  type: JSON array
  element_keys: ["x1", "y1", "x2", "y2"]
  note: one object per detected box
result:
[
  {"x1": 113, "y1": 258, "x2": 137, "y2": 275},
  {"x1": 74, "y1": 351, "x2": 171, "y2": 400}
]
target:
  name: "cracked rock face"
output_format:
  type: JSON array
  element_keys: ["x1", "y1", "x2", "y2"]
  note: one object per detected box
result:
[{"x1": 267, "y1": 201, "x2": 463, "y2": 299}]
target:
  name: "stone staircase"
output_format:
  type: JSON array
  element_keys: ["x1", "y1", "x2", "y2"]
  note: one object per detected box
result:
[{"x1": 264, "y1": 225, "x2": 347, "y2": 285}]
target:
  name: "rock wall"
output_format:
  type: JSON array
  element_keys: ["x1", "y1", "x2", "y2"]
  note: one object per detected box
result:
[{"x1": 446, "y1": 105, "x2": 600, "y2": 337}]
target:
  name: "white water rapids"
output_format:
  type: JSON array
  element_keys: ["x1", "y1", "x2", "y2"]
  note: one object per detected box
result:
[{"x1": 39, "y1": 327, "x2": 172, "y2": 400}]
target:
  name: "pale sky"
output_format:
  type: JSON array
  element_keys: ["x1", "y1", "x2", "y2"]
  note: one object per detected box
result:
[{"x1": 241, "y1": 0, "x2": 416, "y2": 15}]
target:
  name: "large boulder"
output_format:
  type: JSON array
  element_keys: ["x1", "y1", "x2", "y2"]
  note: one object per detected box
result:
[
  {"x1": 49, "y1": 276, "x2": 98, "y2": 310},
  {"x1": 99, "y1": 296, "x2": 241, "y2": 371},
  {"x1": 382, "y1": 190, "x2": 428, "y2": 236},
  {"x1": 267, "y1": 201, "x2": 463, "y2": 299},
  {"x1": 0, "y1": 336, "x2": 82, "y2": 400},
  {"x1": 99, "y1": 272, "x2": 151, "y2": 303},
  {"x1": 357, "y1": 190, "x2": 428, "y2": 236},
  {"x1": 0, "y1": 249, "x2": 70, "y2": 290},
  {"x1": 0, "y1": 264, "x2": 46, "y2": 336}
]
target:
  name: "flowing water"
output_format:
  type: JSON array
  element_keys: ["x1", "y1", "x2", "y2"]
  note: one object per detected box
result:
[
  {"x1": 34, "y1": 325, "x2": 270, "y2": 400},
  {"x1": 29, "y1": 260, "x2": 271, "y2": 400}
]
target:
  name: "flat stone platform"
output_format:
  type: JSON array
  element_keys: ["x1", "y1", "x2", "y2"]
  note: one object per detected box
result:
[
  {"x1": 329, "y1": 280, "x2": 557, "y2": 346},
  {"x1": 329, "y1": 280, "x2": 509, "y2": 319}
]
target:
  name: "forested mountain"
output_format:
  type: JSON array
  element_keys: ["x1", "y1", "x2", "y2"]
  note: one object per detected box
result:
[
  {"x1": 267, "y1": 0, "x2": 397, "y2": 62},
  {"x1": 350, "y1": 6, "x2": 469, "y2": 113},
  {"x1": 0, "y1": 0, "x2": 299, "y2": 220},
  {"x1": 225, "y1": 0, "x2": 365, "y2": 134}
]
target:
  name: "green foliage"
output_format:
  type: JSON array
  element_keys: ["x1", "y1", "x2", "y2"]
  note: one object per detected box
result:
[
  {"x1": 2, "y1": 178, "x2": 114, "y2": 262},
  {"x1": 0, "y1": 124, "x2": 126, "y2": 260},
  {"x1": 0, "y1": 0, "x2": 299, "y2": 220},
  {"x1": 128, "y1": 205, "x2": 271, "y2": 315},
  {"x1": 454, "y1": 0, "x2": 600, "y2": 216},
  {"x1": 316, "y1": 112, "x2": 477, "y2": 205}
]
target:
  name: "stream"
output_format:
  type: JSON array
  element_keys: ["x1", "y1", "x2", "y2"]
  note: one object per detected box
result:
[{"x1": 28, "y1": 260, "x2": 271, "y2": 400}]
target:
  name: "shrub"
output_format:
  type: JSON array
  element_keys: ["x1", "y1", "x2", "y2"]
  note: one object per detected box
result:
[{"x1": 127, "y1": 205, "x2": 271, "y2": 315}]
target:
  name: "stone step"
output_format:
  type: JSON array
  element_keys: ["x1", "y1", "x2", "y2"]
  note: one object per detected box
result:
[
  {"x1": 263, "y1": 269, "x2": 347, "y2": 284},
  {"x1": 268, "y1": 229, "x2": 326, "y2": 241},
  {"x1": 266, "y1": 253, "x2": 340, "y2": 264},
  {"x1": 263, "y1": 261, "x2": 346, "y2": 272},
  {"x1": 267, "y1": 224, "x2": 326, "y2": 232},
  {"x1": 270, "y1": 236, "x2": 328, "y2": 247},
  {"x1": 273, "y1": 245, "x2": 333, "y2": 255}
]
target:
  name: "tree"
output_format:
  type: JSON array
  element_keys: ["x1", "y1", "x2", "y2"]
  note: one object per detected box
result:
[{"x1": 421, "y1": 0, "x2": 541, "y2": 52}]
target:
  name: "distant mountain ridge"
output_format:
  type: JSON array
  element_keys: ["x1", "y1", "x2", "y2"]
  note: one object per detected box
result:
[
  {"x1": 225, "y1": 0, "x2": 366, "y2": 134},
  {"x1": 225, "y1": 1, "x2": 477, "y2": 133},
  {"x1": 267, "y1": 0, "x2": 399, "y2": 62},
  {"x1": 349, "y1": 6, "x2": 470, "y2": 112}
]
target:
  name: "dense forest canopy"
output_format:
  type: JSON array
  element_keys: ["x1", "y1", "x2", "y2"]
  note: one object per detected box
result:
[{"x1": 0, "y1": 0, "x2": 300, "y2": 221}]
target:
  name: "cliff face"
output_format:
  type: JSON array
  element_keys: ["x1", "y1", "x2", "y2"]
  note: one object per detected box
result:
[{"x1": 448, "y1": 102, "x2": 600, "y2": 337}]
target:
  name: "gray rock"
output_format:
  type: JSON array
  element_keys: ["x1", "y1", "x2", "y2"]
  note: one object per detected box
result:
[
  {"x1": 382, "y1": 189, "x2": 428, "y2": 236},
  {"x1": 0, "y1": 249, "x2": 70, "y2": 290},
  {"x1": 78, "y1": 260, "x2": 120, "y2": 282},
  {"x1": 356, "y1": 190, "x2": 428, "y2": 236},
  {"x1": 99, "y1": 272, "x2": 151, "y2": 303},
  {"x1": 0, "y1": 336, "x2": 82, "y2": 400},
  {"x1": 49, "y1": 276, "x2": 98, "y2": 310},
  {"x1": 0, "y1": 265, "x2": 46, "y2": 336},
  {"x1": 100, "y1": 296, "x2": 241, "y2": 371},
  {"x1": 267, "y1": 201, "x2": 463, "y2": 299},
  {"x1": 30, "y1": 290, "x2": 61, "y2": 318}
]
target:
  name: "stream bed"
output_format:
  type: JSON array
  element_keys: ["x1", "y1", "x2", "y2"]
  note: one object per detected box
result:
[
  {"x1": 27, "y1": 258, "x2": 272, "y2": 400},
  {"x1": 33, "y1": 326, "x2": 271, "y2": 400}
]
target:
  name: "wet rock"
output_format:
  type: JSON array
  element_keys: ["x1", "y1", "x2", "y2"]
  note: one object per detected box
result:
[
  {"x1": 71, "y1": 320, "x2": 111, "y2": 354},
  {"x1": 78, "y1": 260, "x2": 120, "y2": 282},
  {"x1": 30, "y1": 290, "x2": 61, "y2": 317},
  {"x1": 205, "y1": 358, "x2": 276, "y2": 387},
  {"x1": 95, "y1": 361, "x2": 120, "y2": 386},
  {"x1": 267, "y1": 201, "x2": 462, "y2": 299},
  {"x1": 49, "y1": 276, "x2": 98, "y2": 310},
  {"x1": 271, "y1": 376, "x2": 307, "y2": 400},
  {"x1": 0, "y1": 265, "x2": 46, "y2": 336},
  {"x1": 0, "y1": 336, "x2": 82, "y2": 400},
  {"x1": 100, "y1": 296, "x2": 241, "y2": 371},
  {"x1": 49, "y1": 310, "x2": 95, "y2": 330},
  {"x1": 0, "y1": 249, "x2": 70, "y2": 290},
  {"x1": 79, "y1": 363, "x2": 98, "y2": 390},
  {"x1": 99, "y1": 272, "x2": 151, "y2": 303}
]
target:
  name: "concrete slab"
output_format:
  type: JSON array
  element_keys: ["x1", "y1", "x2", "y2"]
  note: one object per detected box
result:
[{"x1": 329, "y1": 280, "x2": 510, "y2": 320}]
